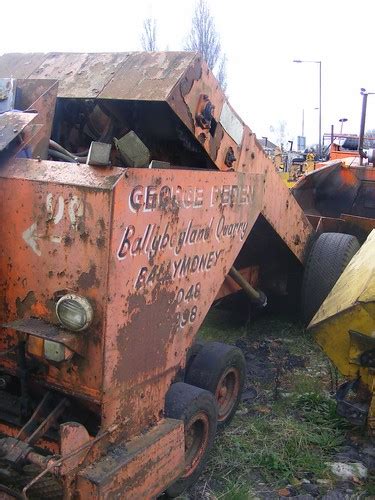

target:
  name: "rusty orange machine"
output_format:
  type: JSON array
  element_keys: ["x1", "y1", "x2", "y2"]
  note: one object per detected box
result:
[{"x1": 0, "y1": 52, "x2": 313, "y2": 498}]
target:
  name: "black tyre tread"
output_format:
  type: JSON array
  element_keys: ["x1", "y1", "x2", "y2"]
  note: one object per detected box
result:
[
  {"x1": 185, "y1": 340, "x2": 206, "y2": 374},
  {"x1": 185, "y1": 342, "x2": 246, "y2": 428},
  {"x1": 164, "y1": 382, "x2": 217, "y2": 498},
  {"x1": 301, "y1": 232, "x2": 360, "y2": 323}
]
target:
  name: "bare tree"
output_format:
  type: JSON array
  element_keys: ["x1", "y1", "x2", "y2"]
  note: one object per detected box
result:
[
  {"x1": 185, "y1": 0, "x2": 227, "y2": 90},
  {"x1": 141, "y1": 17, "x2": 157, "y2": 52},
  {"x1": 216, "y1": 55, "x2": 227, "y2": 92}
]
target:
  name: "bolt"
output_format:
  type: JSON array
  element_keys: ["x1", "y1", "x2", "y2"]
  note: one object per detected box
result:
[{"x1": 0, "y1": 376, "x2": 9, "y2": 389}]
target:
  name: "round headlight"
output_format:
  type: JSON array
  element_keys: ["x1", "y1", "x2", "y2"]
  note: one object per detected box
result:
[{"x1": 56, "y1": 294, "x2": 93, "y2": 332}]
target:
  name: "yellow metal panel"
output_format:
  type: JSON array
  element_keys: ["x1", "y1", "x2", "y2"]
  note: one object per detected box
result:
[
  {"x1": 313, "y1": 303, "x2": 375, "y2": 377},
  {"x1": 310, "y1": 229, "x2": 375, "y2": 328},
  {"x1": 309, "y1": 230, "x2": 375, "y2": 378}
]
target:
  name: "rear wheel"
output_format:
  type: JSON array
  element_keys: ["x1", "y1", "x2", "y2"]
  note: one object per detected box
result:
[
  {"x1": 185, "y1": 342, "x2": 246, "y2": 429},
  {"x1": 164, "y1": 382, "x2": 217, "y2": 498},
  {"x1": 301, "y1": 232, "x2": 360, "y2": 324}
]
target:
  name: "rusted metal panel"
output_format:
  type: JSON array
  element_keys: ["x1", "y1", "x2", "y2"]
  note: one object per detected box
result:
[
  {"x1": 0, "y1": 422, "x2": 59, "y2": 454},
  {"x1": 0, "y1": 51, "x2": 318, "y2": 498},
  {"x1": 0, "y1": 52, "x2": 196, "y2": 101},
  {"x1": 2, "y1": 318, "x2": 85, "y2": 355},
  {"x1": 15, "y1": 79, "x2": 59, "y2": 159},
  {"x1": 167, "y1": 57, "x2": 238, "y2": 172},
  {"x1": 293, "y1": 160, "x2": 375, "y2": 225},
  {"x1": 0, "y1": 159, "x2": 118, "y2": 402},
  {"x1": 165, "y1": 57, "x2": 313, "y2": 260},
  {"x1": 28, "y1": 53, "x2": 132, "y2": 98},
  {"x1": 76, "y1": 418, "x2": 184, "y2": 498},
  {"x1": 0, "y1": 111, "x2": 37, "y2": 151},
  {"x1": 102, "y1": 168, "x2": 264, "y2": 435},
  {"x1": 99, "y1": 52, "x2": 196, "y2": 101},
  {"x1": 0, "y1": 158, "x2": 124, "y2": 189},
  {"x1": 59, "y1": 422, "x2": 91, "y2": 475},
  {"x1": 341, "y1": 214, "x2": 375, "y2": 233},
  {"x1": 0, "y1": 53, "x2": 49, "y2": 79},
  {"x1": 216, "y1": 266, "x2": 259, "y2": 300},
  {"x1": 0, "y1": 52, "x2": 315, "y2": 263}
]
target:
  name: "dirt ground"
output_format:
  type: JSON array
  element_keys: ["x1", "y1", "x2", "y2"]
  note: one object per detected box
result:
[{"x1": 182, "y1": 307, "x2": 375, "y2": 500}]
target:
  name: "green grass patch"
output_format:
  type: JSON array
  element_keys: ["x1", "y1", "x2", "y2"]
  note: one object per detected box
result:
[
  {"x1": 206, "y1": 392, "x2": 345, "y2": 494},
  {"x1": 198, "y1": 308, "x2": 247, "y2": 343},
  {"x1": 194, "y1": 310, "x2": 352, "y2": 498}
]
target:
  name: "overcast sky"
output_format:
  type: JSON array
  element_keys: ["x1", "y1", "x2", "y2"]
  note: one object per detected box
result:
[{"x1": 1, "y1": 0, "x2": 374, "y2": 148}]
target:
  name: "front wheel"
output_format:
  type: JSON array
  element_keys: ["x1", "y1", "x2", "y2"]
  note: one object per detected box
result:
[{"x1": 164, "y1": 382, "x2": 217, "y2": 498}]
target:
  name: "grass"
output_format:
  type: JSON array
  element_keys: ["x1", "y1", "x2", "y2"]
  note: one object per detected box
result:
[
  {"x1": 181, "y1": 306, "x2": 372, "y2": 499},
  {"x1": 205, "y1": 397, "x2": 345, "y2": 492}
]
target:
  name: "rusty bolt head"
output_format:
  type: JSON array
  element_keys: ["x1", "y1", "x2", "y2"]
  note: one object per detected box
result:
[{"x1": 225, "y1": 147, "x2": 236, "y2": 168}]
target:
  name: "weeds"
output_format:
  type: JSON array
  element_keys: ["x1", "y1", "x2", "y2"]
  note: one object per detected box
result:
[
  {"x1": 191, "y1": 310, "x2": 358, "y2": 498},
  {"x1": 206, "y1": 397, "x2": 345, "y2": 492}
]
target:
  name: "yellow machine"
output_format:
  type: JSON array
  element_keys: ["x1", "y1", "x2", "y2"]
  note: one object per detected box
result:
[
  {"x1": 308, "y1": 230, "x2": 375, "y2": 433},
  {"x1": 279, "y1": 152, "x2": 316, "y2": 189}
]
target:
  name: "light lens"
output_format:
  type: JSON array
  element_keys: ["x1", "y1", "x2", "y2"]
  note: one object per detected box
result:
[{"x1": 56, "y1": 294, "x2": 93, "y2": 332}]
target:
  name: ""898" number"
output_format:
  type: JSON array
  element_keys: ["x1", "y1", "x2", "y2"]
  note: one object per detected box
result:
[{"x1": 176, "y1": 305, "x2": 198, "y2": 328}]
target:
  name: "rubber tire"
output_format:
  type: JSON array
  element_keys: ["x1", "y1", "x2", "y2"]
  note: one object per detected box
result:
[
  {"x1": 164, "y1": 382, "x2": 217, "y2": 498},
  {"x1": 185, "y1": 340, "x2": 206, "y2": 375},
  {"x1": 301, "y1": 232, "x2": 360, "y2": 324},
  {"x1": 185, "y1": 342, "x2": 246, "y2": 429}
]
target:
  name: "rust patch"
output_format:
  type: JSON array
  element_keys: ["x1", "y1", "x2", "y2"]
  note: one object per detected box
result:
[
  {"x1": 114, "y1": 287, "x2": 177, "y2": 383},
  {"x1": 77, "y1": 265, "x2": 100, "y2": 290},
  {"x1": 15, "y1": 291, "x2": 36, "y2": 318},
  {"x1": 210, "y1": 123, "x2": 224, "y2": 161},
  {"x1": 96, "y1": 237, "x2": 105, "y2": 249},
  {"x1": 293, "y1": 234, "x2": 301, "y2": 245},
  {"x1": 98, "y1": 218, "x2": 106, "y2": 232},
  {"x1": 64, "y1": 235, "x2": 73, "y2": 246},
  {"x1": 80, "y1": 231, "x2": 89, "y2": 243},
  {"x1": 180, "y1": 58, "x2": 202, "y2": 97}
]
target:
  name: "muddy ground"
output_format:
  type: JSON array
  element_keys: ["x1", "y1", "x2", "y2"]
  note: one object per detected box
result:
[{"x1": 182, "y1": 308, "x2": 375, "y2": 500}]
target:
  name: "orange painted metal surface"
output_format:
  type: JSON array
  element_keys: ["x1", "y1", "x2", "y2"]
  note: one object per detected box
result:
[
  {"x1": 0, "y1": 160, "x2": 264, "y2": 429},
  {"x1": 0, "y1": 52, "x2": 315, "y2": 498},
  {"x1": 215, "y1": 266, "x2": 259, "y2": 300},
  {"x1": 0, "y1": 159, "x2": 122, "y2": 403},
  {"x1": 0, "y1": 422, "x2": 59, "y2": 454},
  {"x1": 0, "y1": 52, "x2": 313, "y2": 262},
  {"x1": 76, "y1": 418, "x2": 184, "y2": 499},
  {"x1": 103, "y1": 168, "x2": 264, "y2": 434}
]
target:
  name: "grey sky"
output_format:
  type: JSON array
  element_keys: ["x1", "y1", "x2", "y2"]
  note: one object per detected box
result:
[{"x1": 2, "y1": 0, "x2": 374, "y2": 147}]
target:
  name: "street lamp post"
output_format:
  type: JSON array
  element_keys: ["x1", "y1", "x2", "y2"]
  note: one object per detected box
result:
[
  {"x1": 358, "y1": 89, "x2": 375, "y2": 165},
  {"x1": 293, "y1": 59, "x2": 322, "y2": 159},
  {"x1": 339, "y1": 118, "x2": 348, "y2": 134}
]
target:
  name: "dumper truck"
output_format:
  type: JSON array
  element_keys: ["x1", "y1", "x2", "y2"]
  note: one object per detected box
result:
[{"x1": 0, "y1": 52, "x2": 314, "y2": 498}]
